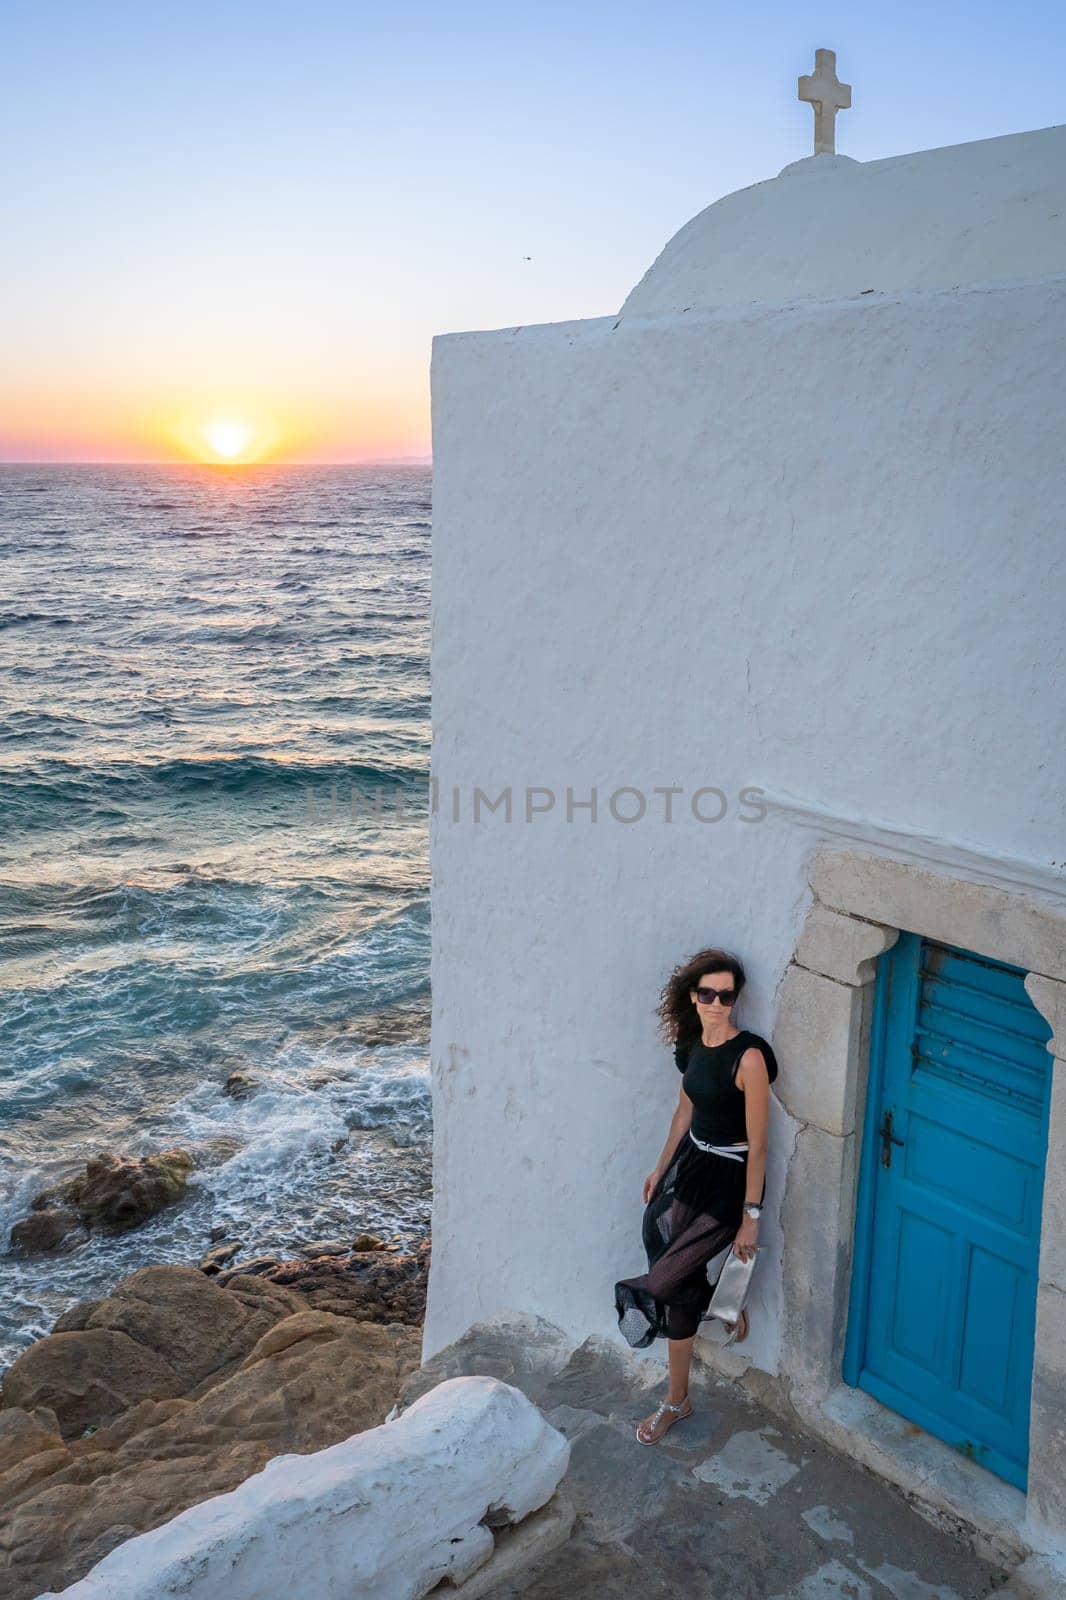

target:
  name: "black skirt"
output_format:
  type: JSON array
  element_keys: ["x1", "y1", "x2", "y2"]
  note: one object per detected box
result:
[{"x1": 614, "y1": 1129, "x2": 764, "y2": 1347}]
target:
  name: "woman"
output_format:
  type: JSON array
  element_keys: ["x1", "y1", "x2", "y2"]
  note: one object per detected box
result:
[{"x1": 614, "y1": 947, "x2": 778, "y2": 1445}]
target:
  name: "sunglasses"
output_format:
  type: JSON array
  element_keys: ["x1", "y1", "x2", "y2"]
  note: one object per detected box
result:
[{"x1": 695, "y1": 985, "x2": 736, "y2": 1005}]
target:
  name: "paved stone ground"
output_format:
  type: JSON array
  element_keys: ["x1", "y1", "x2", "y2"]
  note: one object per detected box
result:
[{"x1": 401, "y1": 1317, "x2": 1019, "y2": 1599}]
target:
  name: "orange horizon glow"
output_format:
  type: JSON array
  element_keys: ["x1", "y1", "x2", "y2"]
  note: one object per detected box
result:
[
  {"x1": 167, "y1": 407, "x2": 291, "y2": 465},
  {"x1": 0, "y1": 457, "x2": 433, "y2": 467},
  {"x1": 0, "y1": 386, "x2": 432, "y2": 466}
]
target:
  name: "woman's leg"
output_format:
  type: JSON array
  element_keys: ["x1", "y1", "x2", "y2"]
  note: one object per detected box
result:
[
  {"x1": 642, "y1": 1202, "x2": 732, "y2": 1344},
  {"x1": 636, "y1": 1323, "x2": 697, "y2": 1441},
  {"x1": 667, "y1": 1329, "x2": 695, "y2": 1403},
  {"x1": 633, "y1": 1199, "x2": 725, "y2": 1442}
]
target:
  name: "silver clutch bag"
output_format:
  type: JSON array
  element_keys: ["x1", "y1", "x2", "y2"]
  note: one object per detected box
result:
[{"x1": 706, "y1": 1245, "x2": 760, "y2": 1327}]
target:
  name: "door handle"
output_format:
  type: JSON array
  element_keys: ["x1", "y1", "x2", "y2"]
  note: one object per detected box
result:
[{"x1": 879, "y1": 1108, "x2": 904, "y2": 1167}]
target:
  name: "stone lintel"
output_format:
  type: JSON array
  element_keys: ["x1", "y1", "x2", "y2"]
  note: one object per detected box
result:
[
  {"x1": 793, "y1": 902, "x2": 899, "y2": 987},
  {"x1": 810, "y1": 849, "x2": 1066, "y2": 981}
]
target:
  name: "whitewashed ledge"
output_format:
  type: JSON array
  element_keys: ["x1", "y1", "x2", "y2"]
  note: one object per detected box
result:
[{"x1": 36, "y1": 1375, "x2": 572, "y2": 1600}]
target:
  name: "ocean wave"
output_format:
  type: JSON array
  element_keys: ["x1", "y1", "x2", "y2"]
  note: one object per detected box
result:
[
  {"x1": 0, "y1": 896, "x2": 430, "y2": 1081},
  {"x1": 0, "y1": 710, "x2": 89, "y2": 744},
  {"x1": 129, "y1": 619, "x2": 297, "y2": 647},
  {"x1": 0, "y1": 753, "x2": 424, "y2": 825},
  {"x1": 0, "y1": 611, "x2": 72, "y2": 630}
]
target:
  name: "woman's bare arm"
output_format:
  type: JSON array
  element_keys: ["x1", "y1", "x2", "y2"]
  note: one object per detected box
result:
[
  {"x1": 644, "y1": 1081, "x2": 693, "y2": 1199},
  {"x1": 737, "y1": 1046, "x2": 770, "y2": 1201}
]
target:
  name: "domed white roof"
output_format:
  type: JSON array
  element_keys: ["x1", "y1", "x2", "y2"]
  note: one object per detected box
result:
[{"x1": 621, "y1": 124, "x2": 1066, "y2": 317}]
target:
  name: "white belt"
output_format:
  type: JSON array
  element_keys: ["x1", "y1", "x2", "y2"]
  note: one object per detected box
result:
[{"x1": 689, "y1": 1130, "x2": 748, "y2": 1162}]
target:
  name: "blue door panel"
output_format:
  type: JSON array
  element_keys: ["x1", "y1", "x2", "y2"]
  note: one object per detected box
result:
[
  {"x1": 958, "y1": 1246, "x2": 1021, "y2": 1412},
  {"x1": 903, "y1": 1111, "x2": 1035, "y2": 1231},
  {"x1": 890, "y1": 1210, "x2": 953, "y2": 1371},
  {"x1": 844, "y1": 932, "x2": 1053, "y2": 1491}
]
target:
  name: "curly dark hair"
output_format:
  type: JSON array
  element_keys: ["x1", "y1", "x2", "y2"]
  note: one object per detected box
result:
[{"x1": 656, "y1": 946, "x2": 747, "y2": 1051}]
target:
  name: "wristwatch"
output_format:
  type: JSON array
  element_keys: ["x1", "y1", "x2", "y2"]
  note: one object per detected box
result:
[{"x1": 743, "y1": 1203, "x2": 762, "y2": 1220}]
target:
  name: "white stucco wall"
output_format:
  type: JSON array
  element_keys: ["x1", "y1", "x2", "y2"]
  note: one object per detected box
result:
[
  {"x1": 425, "y1": 271, "x2": 1066, "y2": 1370},
  {"x1": 39, "y1": 1377, "x2": 570, "y2": 1600},
  {"x1": 622, "y1": 124, "x2": 1066, "y2": 316}
]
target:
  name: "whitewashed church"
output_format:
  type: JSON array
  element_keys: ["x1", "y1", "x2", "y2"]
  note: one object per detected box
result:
[{"x1": 427, "y1": 54, "x2": 1066, "y2": 1567}]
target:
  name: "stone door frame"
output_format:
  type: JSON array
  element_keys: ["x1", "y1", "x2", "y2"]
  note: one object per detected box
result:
[{"x1": 773, "y1": 847, "x2": 1066, "y2": 1545}]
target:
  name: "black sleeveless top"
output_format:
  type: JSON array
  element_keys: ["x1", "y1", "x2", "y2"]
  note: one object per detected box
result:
[{"x1": 674, "y1": 1029, "x2": 779, "y2": 1144}]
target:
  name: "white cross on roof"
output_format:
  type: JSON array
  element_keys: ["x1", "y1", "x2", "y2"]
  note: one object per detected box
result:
[{"x1": 798, "y1": 49, "x2": 852, "y2": 156}]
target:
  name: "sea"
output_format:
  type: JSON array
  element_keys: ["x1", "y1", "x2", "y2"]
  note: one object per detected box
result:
[{"x1": 0, "y1": 463, "x2": 432, "y2": 1375}]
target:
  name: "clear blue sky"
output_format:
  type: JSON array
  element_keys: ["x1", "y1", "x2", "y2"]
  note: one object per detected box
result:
[{"x1": 4, "y1": 1, "x2": 1064, "y2": 460}]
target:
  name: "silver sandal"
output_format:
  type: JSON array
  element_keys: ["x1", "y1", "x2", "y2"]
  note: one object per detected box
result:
[{"x1": 635, "y1": 1395, "x2": 692, "y2": 1445}]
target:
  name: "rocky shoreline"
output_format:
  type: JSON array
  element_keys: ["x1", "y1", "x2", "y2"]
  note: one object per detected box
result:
[{"x1": 0, "y1": 1190, "x2": 431, "y2": 1600}]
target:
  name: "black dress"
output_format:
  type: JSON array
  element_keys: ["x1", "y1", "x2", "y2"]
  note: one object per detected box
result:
[{"x1": 614, "y1": 1028, "x2": 778, "y2": 1347}]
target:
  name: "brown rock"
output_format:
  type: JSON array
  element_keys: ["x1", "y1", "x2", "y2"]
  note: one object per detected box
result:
[
  {"x1": 214, "y1": 1256, "x2": 280, "y2": 1285},
  {"x1": 0, "y1": 1316, "x2": 421, "y2": 1600},
  {"x1": 351, "y1": 1232, "x2": 388, "y2": 1252},
  {"x1": 223, "y1": 1072, "x2": 257, "y2": 1098},
  {"x1": 65, "y1": 1397, "x2": 191, "y2": 1457},
  {"x1": 0, "y1": 1329, "x2": 185, "y2": 1440},
  {"x1": 50, "y1": 1299, "x2": 92, "y2": 1337},
  {"x1": 63, "y1": 1150, "x2": 195, "y2": 1230},
  {"x1": 220, "y1": 1276, "x2": 308, "y2": 1320},
  {"x1": 14, "y1": 1152, "x2": 199, "y2": 1246},
  {"x1": 260, "y1": 1237, "x2": 430, "y2": 1325},
  {"x1": 0, "y1": 1445, "x2": 74, "y2": 1509},
  {"x1": 238, "y1": 1310, "x2": 360, "y2": 1369},
  {"x1": 136, "y1": 1277, "x2": 310, "y2": 1406},
  {"x1": 198, "y1": 1241, "x2": 241, "y2": 1273},
  {"x1": 78, "y1": 1266, "x2": 266, "y2": 1389},
  {"x1": 9, "y1": 1207, "x2": 84, "y2": 1254},
  {"x1": 4, "y1": 1264, "x2": 309, "y2": 1438},
  {"x1": 0, "y1": 1408, "x2": 64, "y2": 1473}
]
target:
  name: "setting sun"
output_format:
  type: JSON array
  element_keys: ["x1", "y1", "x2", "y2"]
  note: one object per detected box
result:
[
  {"x1": 156, "y1": 406, "x2": 302, "y2": 465},
  {"x1": 202, "y1": 419, "x2": 254, "y2": 461}
]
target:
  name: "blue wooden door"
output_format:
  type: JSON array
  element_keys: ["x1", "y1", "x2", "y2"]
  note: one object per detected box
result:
[{"x1": 844, "y1": 933, "x2": 1053, "y2": 1489}]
